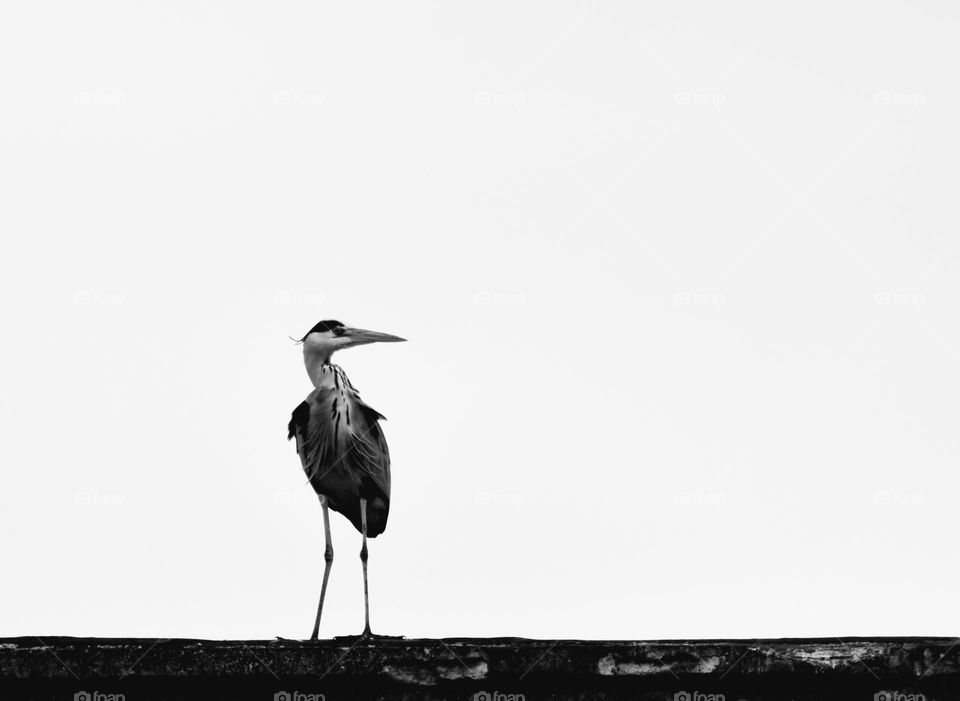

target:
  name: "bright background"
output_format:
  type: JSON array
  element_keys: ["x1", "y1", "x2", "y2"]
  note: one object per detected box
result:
[{"x1": 1, "y1": 1, "x2": 958, "y2": 641}]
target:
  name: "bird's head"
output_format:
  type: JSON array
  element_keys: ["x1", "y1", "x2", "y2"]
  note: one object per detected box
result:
[{"x1": 297, "y1": 319, "x2": 406, "y2": 365}]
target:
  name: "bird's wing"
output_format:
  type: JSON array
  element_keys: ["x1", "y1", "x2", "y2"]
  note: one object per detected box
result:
[
  {"x1": 288, "y1": 388, "x2": 391, "y2": 536},
  {"x1": 288, "y1": 389, "x2": 334, "y2": 481},
  {"x1": 344, "y1": 395, "x2": 391, "y2": 505}
]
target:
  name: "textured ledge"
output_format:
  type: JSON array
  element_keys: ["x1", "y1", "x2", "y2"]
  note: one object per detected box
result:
[{"x1": 1, "y1": 637, "x2": 958, "y2": 700}]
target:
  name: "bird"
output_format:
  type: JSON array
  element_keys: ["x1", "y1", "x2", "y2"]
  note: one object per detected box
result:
[{"x1": 287, "y1": 319, "x2": 406, "y2": 640}]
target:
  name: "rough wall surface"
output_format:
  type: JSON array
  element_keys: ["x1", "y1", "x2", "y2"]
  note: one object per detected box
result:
[{"x1": 1, "y1": 637, "x2": 957, "y2": 700}]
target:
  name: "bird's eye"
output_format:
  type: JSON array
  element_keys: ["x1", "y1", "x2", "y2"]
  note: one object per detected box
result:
[{"x1": 333, "y1": 326, "x2": 346, "y2": 336}]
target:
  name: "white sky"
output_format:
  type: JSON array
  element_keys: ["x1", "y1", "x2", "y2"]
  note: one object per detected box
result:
[{"x1": 1, "y1": 1, "x2": 958, "y2": 640}]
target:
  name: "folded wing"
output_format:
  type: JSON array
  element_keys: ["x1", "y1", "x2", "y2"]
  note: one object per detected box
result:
[{"x1": 288, "y1": 388, "x2": 391, "y2": 537}]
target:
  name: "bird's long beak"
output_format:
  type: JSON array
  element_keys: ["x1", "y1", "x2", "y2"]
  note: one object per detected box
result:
[{"x1": 342, "y1": 327, "x2": 407, "y2": 346}]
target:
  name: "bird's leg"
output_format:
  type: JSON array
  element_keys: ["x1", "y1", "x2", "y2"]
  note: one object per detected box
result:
[
  {"x1": 360, "y1": 497, "x2": 371, "y2": 636},
  {"x1": 310, "y1": 495, "x2": 334, "y2": 641}
]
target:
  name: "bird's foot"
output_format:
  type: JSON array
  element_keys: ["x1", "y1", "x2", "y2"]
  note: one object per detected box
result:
[{"x1": 331, "y1": 629, "x2": 404, "y2": 644}]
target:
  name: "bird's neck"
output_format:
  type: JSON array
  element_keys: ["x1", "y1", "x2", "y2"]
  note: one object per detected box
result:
[
  {"x1": 304, "y1": 344, "x2": 330, "y2": 388},
  {"x1": 304, "y1": 350, "x2": 351, "y2": 391}
]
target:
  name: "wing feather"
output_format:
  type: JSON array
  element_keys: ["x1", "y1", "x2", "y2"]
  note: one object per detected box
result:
[{"x1": 288, "y1": 386, "x2": 391, "y2": 536}]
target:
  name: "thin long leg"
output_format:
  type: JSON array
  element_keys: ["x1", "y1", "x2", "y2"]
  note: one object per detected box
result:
[
  {"x1": 360, "y1": 497, "x2": 371, "y2": 636},
  {"x1": 310, "y1": 495, "x2": 334, "y2": 641}
]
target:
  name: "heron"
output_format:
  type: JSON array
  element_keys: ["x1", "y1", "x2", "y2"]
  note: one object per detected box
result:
[{"x1": 287, "y1": 319, "x2": 406, "y2": 640}]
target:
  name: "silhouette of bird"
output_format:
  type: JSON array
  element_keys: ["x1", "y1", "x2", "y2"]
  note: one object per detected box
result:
[{"x1": 287, "y1": 320, "x2": 405, "y2": 640}]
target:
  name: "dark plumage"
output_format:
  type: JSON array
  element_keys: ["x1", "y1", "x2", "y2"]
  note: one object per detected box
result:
[
  {"x1": 288, "y1": 365, "x2": 391, "y2": 537},
  {"x1": 300, "y1": 319, "x2": 344, "y2": 341}
]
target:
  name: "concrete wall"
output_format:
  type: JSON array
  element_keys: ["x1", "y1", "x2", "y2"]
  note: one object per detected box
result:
[{"x1": 1, "y1": 637, "x2": 958, "y2": 700}]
